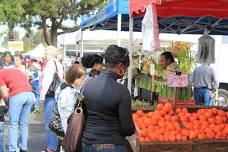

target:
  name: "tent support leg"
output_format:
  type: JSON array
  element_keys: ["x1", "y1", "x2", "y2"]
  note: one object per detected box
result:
[
  {"x1": 128, "y1": 17, "x2": 133, "y2": 94},
  {"x1": 80, "y1": 29, "x2": 84, "y2": 58},
  {"x1": 117, "y1": 13, "x2": 122, "y2": 46}
]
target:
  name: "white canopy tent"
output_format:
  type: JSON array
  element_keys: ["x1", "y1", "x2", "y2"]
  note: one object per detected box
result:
[
  {"x1": 0, "y1": 47, "x2": 8, "y2": 53},
  {"x1": 23, "y1": 44, "x2": 46, "y2": 58}
]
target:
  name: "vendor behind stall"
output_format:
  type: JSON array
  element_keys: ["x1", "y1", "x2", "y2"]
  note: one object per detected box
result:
[{"x1": 159, "y1": 51, "x2": 180, "y2": 81}]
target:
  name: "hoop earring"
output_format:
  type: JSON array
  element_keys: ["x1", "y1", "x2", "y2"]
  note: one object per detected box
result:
[{"x1": 118, "y1": 68, "x2": 125, "y2": 76}]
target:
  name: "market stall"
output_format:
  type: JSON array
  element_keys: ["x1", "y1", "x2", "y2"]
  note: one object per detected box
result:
[
  {"x1": 129, "y1": 0, "x2": 228, "y2": 151},
  {"x1": 129, "y1": 0, "x2": 228, "y2": 104}
]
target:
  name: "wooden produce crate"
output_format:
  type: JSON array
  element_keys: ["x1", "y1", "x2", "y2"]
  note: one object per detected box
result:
[
  {"x1": 135, "y1": 139, "x2": 193, "y2": 152},
  {"x1": 132, "y1": 106, "x2": 228, "y2": 152},
  {"x1": 193, "y1": 140, "x2": 228, "y2": 152},
  {"x1": 158, "y1": 96, "x2": 195, "y2": 106}
]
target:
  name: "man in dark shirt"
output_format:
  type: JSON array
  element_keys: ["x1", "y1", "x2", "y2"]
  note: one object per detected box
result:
[{"x1": 81, "y1": 45, "x2": 135, "y2": 152}]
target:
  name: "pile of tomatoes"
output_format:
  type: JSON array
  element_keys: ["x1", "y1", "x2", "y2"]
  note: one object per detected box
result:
[{"x1": 133, "y1": 103, "x2": 228, "y2": 142}]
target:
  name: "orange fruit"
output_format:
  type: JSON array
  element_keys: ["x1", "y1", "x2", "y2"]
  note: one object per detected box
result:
[
  {"x1": 181, "y1": 129, "x2": 189, "y2": 136},
  {"x1": 140, "y1": 129, "x2": 148, "y2": 137},
  {"x1": 215, "y1": 116, "x2": 223, "y2": 125},
  {"x1": 184, "y1": 122, "x2": 193, "y2": 130},
  {"x1": 165, "y1": 115, "x2": 171, "y2": 121},
  {"x1": 208, "y1": 117, "x2": 216, "y2": 124},
  {"x1": 169, "y1": 109, "x2": 175, "y2": 115},
  {"x1": 157, "y1": 103, "x2": 164, "y2": 110},
  {"x1": 212, "y1": 108, "x2": 218, "y2": 115},
  {"x1": 158, "y1": 121, "x2": 166, "y2": 128},
  {"x1": 169, "y1": 134, "x2": 176, "y2": 141},
  {"x1": 171, "y1": 115, "x2": 178, "y2": 122},
  {"x1": 204, "y1": 111, "x2": 212, "y2": 118},
  {"x1": 198, "y1": 133, "x2": 205, "y2": 140},
  {"x1": 189, "y1": 130, "x2": 197, "y2": 140},
  {"x1": 182, "y1": 108, "x2": 188, "y2": 114},
  {"x1": 176, "y1": 108, "x2": 182, "y2": 114},
  {"x1": 176, "y1": 133, "x2": 182, "y2": 141},
  {"x1": 136, "y1": 110, "x2": 144, "y2": 117},
  {"x1": 180, "y1": 115, "x2": 189, "y2": 122},
  {"x1": 182, "y1": 135, "x2": 188, "y2": 141},
  {"x1": 159, "y1": 135, "x2": 165, "y2": 142}
]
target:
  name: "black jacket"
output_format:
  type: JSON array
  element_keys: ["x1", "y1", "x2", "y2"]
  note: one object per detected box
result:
[{"x1": 82, "y1": 70, "x2": 135, "y2": 144}]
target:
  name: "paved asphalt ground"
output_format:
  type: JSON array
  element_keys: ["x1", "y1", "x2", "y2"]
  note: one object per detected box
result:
[{"x1": 4, "y1": 113, "x2": 46, "y2": 152}]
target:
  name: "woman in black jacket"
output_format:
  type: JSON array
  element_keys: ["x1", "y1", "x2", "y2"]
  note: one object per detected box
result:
[{"x1": 81, "y1": 45, "x2": 135, "y2": 152}]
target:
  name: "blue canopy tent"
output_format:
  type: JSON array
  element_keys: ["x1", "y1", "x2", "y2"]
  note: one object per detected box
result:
[{"x1": 81, "y1": 0, "x2": 130, "y2": 31}]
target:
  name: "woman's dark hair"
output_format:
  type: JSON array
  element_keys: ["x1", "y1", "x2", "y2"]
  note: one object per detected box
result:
[
  {"x1": 65, "y1": 64, "x2": 85, "y2": 84},
  {"x1": 89, "y1": 69, "x2": 100, "y2": 77},
  {"x1": 161, "y1": 51, "x2": 175, "y2": 63},
  {"x1": 105, "y1": 45, "x2": 130, "y2": 68},
  {"x1": 81, "y1": 54, "x2": 103, "y2": 68}
]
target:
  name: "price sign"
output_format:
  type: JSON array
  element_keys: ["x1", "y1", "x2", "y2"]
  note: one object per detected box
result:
[{"x1": 167, "y1": 72, "x2": 188, "y2": 88}]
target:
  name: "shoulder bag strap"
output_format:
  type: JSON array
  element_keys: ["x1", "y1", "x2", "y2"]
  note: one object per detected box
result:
[
  {"x1": 75, "y1": 78, "x2": 91, "y2": 110},
  {"x1": 53, "y1": 60, "x2": 58, "y2": 73}
]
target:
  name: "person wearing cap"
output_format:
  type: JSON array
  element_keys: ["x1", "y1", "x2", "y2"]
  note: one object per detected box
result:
[
  {"x1": 0, "y1": 51, "x2": 15, "y2": 69},
  {"x1": 40, "y1": 46, "x2": 64, "y2": 152}
]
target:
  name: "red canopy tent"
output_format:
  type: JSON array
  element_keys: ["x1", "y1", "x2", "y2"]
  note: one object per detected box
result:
[
  {"x1": 130, "y1": 0, "x2": 228, "y2": 35},
  {"x1": 130, "y1": 0, "x2": 228, "y2": 18}
]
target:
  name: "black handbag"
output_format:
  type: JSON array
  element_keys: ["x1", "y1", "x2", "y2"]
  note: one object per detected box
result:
[
  {"x1": 49, "y1": 104, "x2": 65, "y2": 137},
  {"x1": 46, "y1": 60, "x2": 61, "y2": 97}
]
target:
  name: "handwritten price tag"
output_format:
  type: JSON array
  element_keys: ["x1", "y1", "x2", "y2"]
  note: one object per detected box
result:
[{"x1": 167, "y1": 72, "x2": 188, "y2": 88}]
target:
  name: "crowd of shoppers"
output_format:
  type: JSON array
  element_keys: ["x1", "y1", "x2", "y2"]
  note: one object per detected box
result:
[
  {"x1": 0, "y1": 44, "x2": 134, "y2": 152},
  {"x1": 0, "y1": 44, "x2": 217, "y2": 152}
]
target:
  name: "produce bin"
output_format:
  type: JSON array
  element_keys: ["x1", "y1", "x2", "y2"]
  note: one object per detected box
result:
[
  {"x1": 135, "y1": 139, "x2": 193, "y2": 152},
  {"x1": 131, "y1": 106, "x2": 228, "y2": 152},
  {"x1": 158, "y1": 96, "x2": 195, "y2": 106},
  {"x1": 131, "y1": 138, "x2": 228, "y2": 152},
  {"x1": 193, "y1": 140, "x2": 228, "y2": 152}
]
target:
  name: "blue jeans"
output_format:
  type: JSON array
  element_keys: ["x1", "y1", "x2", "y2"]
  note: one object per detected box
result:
[
  {"x1": 0, "y1": 122, "x2": 4, "y2": 152},
  {"x1": 194, "y1": 88, "x2": 212, "y2": 106},
  {"x1": 34, "y1": 92, "x2": 40, "y2": 108},
  {"x1": 81, "y1": 144, "x2": 127, "y2": 152},
  {"x1": 44, "y1": 96, "x2": 58, "y2": 151},
  {"x1": 8, "y1": 92, "x2": 34, "y2": 152}
]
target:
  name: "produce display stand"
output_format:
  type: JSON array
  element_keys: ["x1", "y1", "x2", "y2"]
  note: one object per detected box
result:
[{"x1": 130, "y1": 106, "x2": 228, "y2": 152}]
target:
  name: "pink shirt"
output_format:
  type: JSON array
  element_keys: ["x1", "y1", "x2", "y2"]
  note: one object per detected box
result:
[
  {"x1": 40, "y1": 59, "x2": 64, "y2": 99},
  {"x1": 0, "y1": 68, "x2": 32, "y2": 96}
]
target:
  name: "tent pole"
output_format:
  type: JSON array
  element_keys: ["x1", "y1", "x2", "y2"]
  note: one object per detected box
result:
[
  {"x1": 117, "y1": 13, "x2": 122, "y2": 46},
  {"x1": 63, "y1": 34, "x2": 66, "y2": 70},
  {"x1": 128, "y1": 16, "x2": 133, "y2": 94},
  {"x1": 80, "y1": 29, "x2": 84, "y2": 58}
]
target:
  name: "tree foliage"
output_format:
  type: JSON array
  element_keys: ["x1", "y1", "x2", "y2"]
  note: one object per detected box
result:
[
  {"x1": 25, "y1": 0, "x2": 105, "y2": 46},
  {"x1": 0, "y1": 0, "x2": 28, "y2": 39}
]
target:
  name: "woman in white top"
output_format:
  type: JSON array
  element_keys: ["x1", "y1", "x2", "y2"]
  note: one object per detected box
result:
[
  {"x1": 40, "y1": 46, "x2": 64, "y2": 152},
  {"x1": 55, "y1": 64, "x2": 85, "y2": 133}
]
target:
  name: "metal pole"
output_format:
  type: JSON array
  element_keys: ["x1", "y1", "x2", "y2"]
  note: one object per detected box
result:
[
  {"x1": 128, "y1": 17, "x2": 133, "y2": 94},
  {"x1": 80, "y1": 29, "x2": 84, "y2": 58},
  {"x1": 117, "y1": 13, "x2": 122, "y2": 46},
  {"x1": 63, "y1": 34, "x2": 66, "y2": 70}
]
